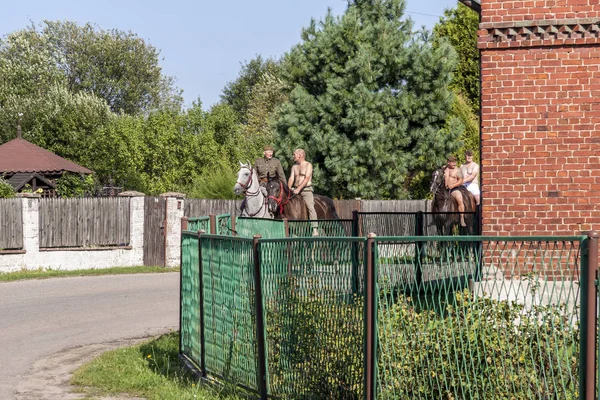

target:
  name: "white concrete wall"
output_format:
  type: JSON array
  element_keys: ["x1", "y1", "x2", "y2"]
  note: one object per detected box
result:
[{"x1": 0, "y1": 196, "x2": 148, "y2": 273}]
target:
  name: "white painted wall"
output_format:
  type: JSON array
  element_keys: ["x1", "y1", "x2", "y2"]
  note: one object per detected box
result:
[{"x1": 0, "y1": 195, "x2": 170, "y2": 273}]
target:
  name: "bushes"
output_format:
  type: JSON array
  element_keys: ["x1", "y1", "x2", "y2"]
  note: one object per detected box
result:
[
  {"x1": 378, "y1": 290, "x2": 579, "y2": 399},
  {"x1": 264, "y1": 282, "x2": 579, "y2": 399},
  {"x1": 265, "y1": 278, "x2": 364, "y2": 399},
  {"x1": 0, "y1": 177, "x2": 15, "y2": 198}
]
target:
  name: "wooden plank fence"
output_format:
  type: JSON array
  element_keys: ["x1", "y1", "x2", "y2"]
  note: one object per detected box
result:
[
  {"x1": 39, "y1": 198, "x2": 130, "y2": 248},
  {"x1": 0, "y1": 199, "x2": 23, "y2": 249},
  {"x1": 183, "y1": 198, "x2": 432, "y2": 219},
  {"x1": 184, "y1": 199, "x2": 238, "y2": 218}
]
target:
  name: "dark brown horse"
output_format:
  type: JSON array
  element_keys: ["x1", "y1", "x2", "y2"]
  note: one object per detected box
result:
[
  {"x1": 265, "y1": 177, "x2": 340, "y2": 220},
  {"x1": 430, "y1": 168, "x2": 476, "y2": 235}
]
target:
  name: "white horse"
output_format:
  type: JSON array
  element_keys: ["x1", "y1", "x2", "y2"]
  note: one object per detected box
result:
[{"x1": 233, "y1": 161, "x2": 273, "y2": 218}]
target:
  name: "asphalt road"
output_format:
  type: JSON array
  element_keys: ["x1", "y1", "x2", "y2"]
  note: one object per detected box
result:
[{"x1": 0, "y1": 273, "x2": 179, "y2": 400}]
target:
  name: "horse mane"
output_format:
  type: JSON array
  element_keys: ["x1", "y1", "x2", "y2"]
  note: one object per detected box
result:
[{"x1": 270, "y1": 175, "x2": 291, "y2": 195}]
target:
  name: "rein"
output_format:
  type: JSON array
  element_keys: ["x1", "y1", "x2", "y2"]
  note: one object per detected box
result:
[{"x1": 267, "y1": 180, "x2": 292, "y2": 214}]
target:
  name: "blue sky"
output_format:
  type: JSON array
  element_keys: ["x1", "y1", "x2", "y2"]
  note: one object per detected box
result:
[{"x1": 0, "y1": 0, "x2": 459, "y2": 110}]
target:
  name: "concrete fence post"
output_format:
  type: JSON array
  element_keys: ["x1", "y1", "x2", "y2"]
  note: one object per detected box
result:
[{"x1": 161, "y1": 192, "x2": 186, "y2": 267}]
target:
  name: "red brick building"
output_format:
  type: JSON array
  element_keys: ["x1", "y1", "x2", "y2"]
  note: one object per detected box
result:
[{"x1": 462, "y1": 0, "x2": 600, "y2": 235}]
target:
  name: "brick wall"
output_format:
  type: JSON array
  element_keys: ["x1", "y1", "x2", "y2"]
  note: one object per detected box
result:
[{"x1": 479, "y1": 0, "x2": 600, "y2": 235}]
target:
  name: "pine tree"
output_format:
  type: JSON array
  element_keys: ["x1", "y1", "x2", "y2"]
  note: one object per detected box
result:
[{"x1": 275, "y1": 0, "x2": 463, "y2": 199}]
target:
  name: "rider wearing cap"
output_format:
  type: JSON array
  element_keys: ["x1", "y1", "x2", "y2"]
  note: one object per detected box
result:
[{"x1": 254, "y1": 145, "x2": 286, "y2": 185}]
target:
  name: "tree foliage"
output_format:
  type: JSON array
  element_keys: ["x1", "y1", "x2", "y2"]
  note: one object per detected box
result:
[
  {"x1": 56, "y1": 173, "x2": 96, "y2": 198},
  {"x1": 275, "y1": 0, "x2": 462, "y2": 199},
  {"x1": 0, "y1": 177, "x2": 15, "y2": 198},
  {"x1": 221, "y1": 56, "x2": 280, "y2": 123},
  {"x1": 433, "y1": 4, "x2": 480, "y2": 114},
  {"x1": 0, "y1": 20, "x2": 182, "y2": 115},
  {"x1": 0, "y1": 84, "x2": 116, "y2": 163}
]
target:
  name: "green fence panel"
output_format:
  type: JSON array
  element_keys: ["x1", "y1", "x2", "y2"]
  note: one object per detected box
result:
[
  {"x1": 357, "y1": 211, "x2": 479, "y2": 237},
  {"x1": 200, "y1": 235, "x2": 259, "y2": 393},
  {"x1": 236, "y1": 217, "x2": 286, "y2": 239},
  {"x1": 216, "y1": 214, "x2": 233, "y2": 235},
  {"x1": 189, "y1": 216, "x2": 210, "y2": 233},
  {"x1": 180, "y1": 231, "x2": 201, "y2": 368},
  {"x1": 287, "y1": 219, "x2": 353, "y2": 237},
  {"x1": 259, "y1": 237, "x2": 367, "y2": 398},
  {"x1": 374, "y1": 236, "x2": 584, "y2": 400}
]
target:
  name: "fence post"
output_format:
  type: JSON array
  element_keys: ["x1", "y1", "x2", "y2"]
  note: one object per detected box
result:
[
  {"x1": 581, "y1": 231, "x2": 598, "y2": 400},
  {"x1": 231, "y1": 215, "x2": 236, "y2": 236},
  {"x1": 352, "y1": 210, "x2": 360, "y2": 237},
  {"x1": 364, "y1": 233, "x2": 377, "y2": 400},
  {"x1": 252, "y1": 234, "x2": 268, "y2": 399},
  {"x1": 209, "y1": 214, "x2": 217, "y2": 234},
  {"x1": 198, "y1": 229, "x2": 207, "y2": 377},
  {"x1": 351, "y1": 210, "x2": 360, "y2": 296},
  {"x1": 415, "y1": 211, "x2": 424, "y2": 286},
  {"x1": 178, "y1": 216, "x2": 189, "y2": 356}
]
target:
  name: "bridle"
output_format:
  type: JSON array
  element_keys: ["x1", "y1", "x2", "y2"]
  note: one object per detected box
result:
[
  {"x1": 430, "y1": 169, "x2": 446, "y2": 196},
  {"x1": 236, "y1": 166, "x2": 256, "y2": 194},
  {"x1": 237, "y1": 165, "x2": 269, "y2": 217},
  {"x1": 267, "y1": 180, "x2": 292, "y2": 214}
]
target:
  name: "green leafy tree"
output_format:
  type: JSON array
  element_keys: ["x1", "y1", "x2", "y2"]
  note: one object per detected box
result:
[
  {"x1": 433, "y1": 4, "x2": 480, "y2": 114},
  {"x1": 56, "y1": 173, "x2": 95, "y2": 198},
  {"x1": 275, "y1": 0, "x2": 462, "y2": 199},
  {"x1": 183, "y1": 162, "x2": 238, "y2": 199},
  {"x1": 0, "y1": 27, "x2": 64, "y2": 101},
  {"x1": 0, "y1": 177, "x2": 15, "y2": 198},
  {"x1": 0, "y1": 20, "x2": 182, "y2": 115},
  {"x1": 0, "y1": 84, "x2": 115, "y2": 165},
  {"x1": 452, "y1": 93, "x2": 479, "y2": 164},
  {"x1": 203, "y1": 103, "x2": 246, "y2": 167},
  {"x1": 242, "y1": 71, "x2": 289, "y2": 157},
  {"x1": 221, "y1": 56, "x2": 280, "y2": 123}
]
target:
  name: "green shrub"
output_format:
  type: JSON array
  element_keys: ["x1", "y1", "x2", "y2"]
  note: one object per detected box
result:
[
  {"x1": 264, "y1": 282, "x2": 579, "y2": 399},
  {"x1": 265, "y1": 277, "x2": 364, "y2": 399},
  {"x1": 0, "y1": 177, "x2": 15, "y2": 198},
  {"x1": 378, "y1": 289, "x2": 579, "y2": 399},
  {"x1": 184, "y1": 163, "x2": 238, "y2": 200},
  {"x1": 56, "y1": 173, "x2": 95, "y2": 197}
]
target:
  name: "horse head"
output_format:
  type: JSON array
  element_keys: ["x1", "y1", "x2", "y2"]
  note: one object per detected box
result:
[
  {"x1": 265, "y1": 176, "x2": 284, "y2": 214},
  {"x1": 233, "y1": 161, "x2": 253, "y2": 196},
  {"x1": 430, "y1": 168, "x2": 446, "y2": 195}
]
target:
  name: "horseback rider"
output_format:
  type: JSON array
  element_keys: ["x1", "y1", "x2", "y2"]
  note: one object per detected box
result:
[
  {"x1": 254, "y1": 145, "x2": 286, "y2": 186},
  {"x1": 460, "y1": 149, "x2": 480, "y2": 205},
  {"x1": 444, "y1": 155, "x2": 467, "y2": 227},
  {"x1": 288, "y1": 148, "x2": 319, "y2": 236}
]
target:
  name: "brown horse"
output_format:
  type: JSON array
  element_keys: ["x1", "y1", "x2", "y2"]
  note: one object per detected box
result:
[
  {"x1": 429, "y1": 168, "x2": 476, "y2": 235},
  {"x1": 265, "y1": 177, "x2": 339, "y2": 220}
]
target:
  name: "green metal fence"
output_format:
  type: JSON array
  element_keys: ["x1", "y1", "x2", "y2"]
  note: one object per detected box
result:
[
  {"x1": 260, "y1": 237, "x2": 367, "y2": 398},
  {"x1": 188, "y1": 216, "x2": 210, "y2": 232},
  {"x1": 181, "y1": 230, "x2": 598, "y2": 400},
  {"x1": 373, "y1": 236, "x2": 584, "y2": 400},
  {"x1": 287, "y1": 219, "x2": 353, "y2": 237},
  {"x1": 180, "y1": 231, "x2": 201, "y2": 367},
  {"x1": 235, "y1": 217, "x2": 287, "y2": 239}
]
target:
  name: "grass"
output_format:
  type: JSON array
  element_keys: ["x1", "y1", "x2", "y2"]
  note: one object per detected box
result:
[
  {"x1": 72, "y1": 331, "x2": 242, "y2": 400},
  {"x1": 0, "y1": 265, "x2": 179, "y2": 282}
]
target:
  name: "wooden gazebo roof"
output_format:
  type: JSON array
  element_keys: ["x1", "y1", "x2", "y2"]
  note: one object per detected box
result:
[{"x1": 0, "y1": 137, "x2": 92, "y2": 175}]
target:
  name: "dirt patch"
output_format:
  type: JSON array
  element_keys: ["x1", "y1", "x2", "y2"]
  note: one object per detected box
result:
[{"x1": 14, "y1": 336, "x2": 157, "y2": 400}]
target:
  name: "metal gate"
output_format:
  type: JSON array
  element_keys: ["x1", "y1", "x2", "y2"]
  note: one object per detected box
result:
[{"x1": 143, "y1": 196, "x2": 166, "y2": 266}]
